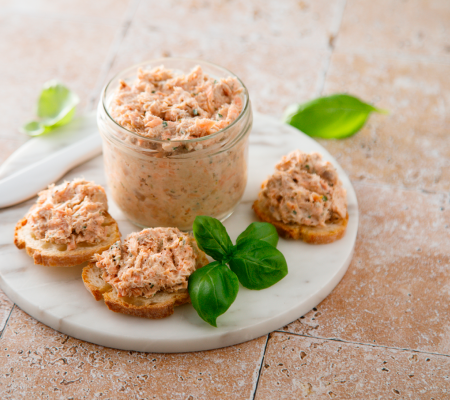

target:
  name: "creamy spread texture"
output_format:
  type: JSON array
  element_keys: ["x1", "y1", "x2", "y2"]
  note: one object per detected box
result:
[
  {"x1": 94, "y1": 228, "x2": 198, "y2": 298},
  {"x1": 260, "y1": 151, "x2": 347, "y2": 226},
  {"x1": 27, "y1": 179, "x2": 108, "y2": 250},
  {"x1": 103, "y1": 145, "x2": 248, "y2": 230},
  {"x1": 110, "y1": 65, "x2": 243, "y2": 141},
  {"x1": 101, "y1": 64, "x2": 250, "y2": 230}
]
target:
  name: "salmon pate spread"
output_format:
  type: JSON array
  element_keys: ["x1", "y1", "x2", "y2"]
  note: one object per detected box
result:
[
  {"x1": 259, "y1": 151, "x2": 347, "y2": 226},
  {"x1": 110, "y1": 65, "x2": 243, "y2": 143},
  {"x1": 100, "y1": 63, "x2": 251, "y2": 230},
  {"x1": 94, "y1": 228, "x2": 199, "y2": 298},
  {"x1": 27, "y1": 179, "x2": 109, "y2": 251}
]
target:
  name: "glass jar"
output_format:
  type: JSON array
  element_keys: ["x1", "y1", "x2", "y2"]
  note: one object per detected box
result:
[{"x1": 97, "y1": 58, "x2": 253, "y2": 231}]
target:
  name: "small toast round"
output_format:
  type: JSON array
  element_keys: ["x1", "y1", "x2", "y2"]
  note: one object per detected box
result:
[
  {"x1": 14, "y1": 212, "x2": 121, "y2": 267},
  {"x1": 253, "y1": 198, "x2": 348, "y2": 244},
  {"x1": 82, "y1": 237, "x2": 209, "y2": 319}
]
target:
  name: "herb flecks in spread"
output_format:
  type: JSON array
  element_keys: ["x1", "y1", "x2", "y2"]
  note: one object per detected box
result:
[
  {"x1": 102, "y1": 63, "x2": 250, "y2": 230},
  {"x1": 27, "y1": 179, "x2": 108, "y2": 251},
  {"x1": 110, "y1": 65, "x2": 243, "y2": 141},
  {"x1": 260, "y1": 150, "x2": 347, "y2": 226},
  {"x1": 94, "y1": 228, "x2": 198, "y2": 298}
]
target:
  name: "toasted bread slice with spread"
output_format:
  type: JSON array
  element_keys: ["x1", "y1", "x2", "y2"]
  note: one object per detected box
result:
[
  {"x1": 82, "y1": 263, "x2": 192, "y2": 319},
  {"x1": 253, "y1": 150, "x2": 348, "y2": 244},
  {"x1": 253, "y1": 197, "x2": 348, "y2": 244},
  {"x1": 14, "y1": 212, "x2": 120, "y2": 267},
  {"x1": 82, "y1": 236, "x2": 209, "y2": 319}
]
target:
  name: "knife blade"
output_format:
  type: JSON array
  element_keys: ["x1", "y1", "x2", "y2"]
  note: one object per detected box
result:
[{"x1": 0, "y1": 134, "x2": 102, "y2": 209}]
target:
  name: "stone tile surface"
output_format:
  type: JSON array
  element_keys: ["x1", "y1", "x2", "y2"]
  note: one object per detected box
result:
[
  {"x1": 0, "y1": 289, "x2": 13, "y2": 337},
  {"x1": 126, "y1": 0, "x2": 344, "y2": 51},
  {"x1": 0, "y1": 307, "x2": 267, "y2": 399},
  {"x1": 337, "y1": 0, "x2": 450, "y2": 60},
  {"x1": 284, "y1": 182, "x2": 450, "y2": 354},
  {"x1": 99, "y1": 0, "x2": 346, "y2": 117},
  {"x1": 318, "y1": 52, "x2": 450, "y2": 192},
  {"x1": 0, "y1": 12, "x2": 120, "y2": 141},
  {"x1": 256, "y1": 332, "x2": 450, "y2": 399},
  {"x1": 0, "y1": 0, "x2": 131, "y2": 23}
]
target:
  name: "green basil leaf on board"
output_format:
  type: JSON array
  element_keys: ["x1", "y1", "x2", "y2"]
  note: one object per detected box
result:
[
  {"x1": 283, "y1": 94, "x2": 388, "y2": 139},
  {"x1": 193, "y1": 216, "x2": 233, "y2": 262},
  {"x1": 190, "y1": 216, "x2": 288, "y2": 326},
  {"x1": 21, "y1": 121, "x2": 46, "y2": 136},
  {"x1": 229, "y1": 240, "x2": 288, "y2": 290},
  {"x1": 20, "y1": 80, "x2": 79, "y2": 136},
  {"x1": 188, "y1": 261, "x2": 239, "y2": 327},
  {"x1": 236, "y1": 222, "x2": 279, "y2": 248}
]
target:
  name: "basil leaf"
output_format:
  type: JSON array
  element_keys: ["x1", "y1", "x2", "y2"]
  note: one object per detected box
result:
[
  {"x1": 283, "y1": 94, "x2": 388, "y2": 139},
  {"x1": 21, "y1": 80, "x2": 79, "y2": 136},
  {"x1": 21, "y1": 121, "x2": 47, "y2": 137},
  {"x1": 193, "y1": 216, "x2": 233, "y2": 262},
  {"x1": 237, "y1": 222, "x2": 279, "y2": 248},
  {"x1": 229, "y1": 240, "x2": 288, "y2": 290},
  {"x1": 188, "y1": 261, "x2": 239, "y2": 327}
]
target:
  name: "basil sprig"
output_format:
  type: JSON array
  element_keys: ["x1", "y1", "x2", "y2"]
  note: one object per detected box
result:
[
  {"x1": 283, "y1": 93, "x2": 388, "y2": 139},
  {"x1": 190, "y1": 217, "x2": 288, "y2": 327}
]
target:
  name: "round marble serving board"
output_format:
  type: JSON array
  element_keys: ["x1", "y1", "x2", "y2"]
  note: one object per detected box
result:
[{"x1": 0, "y1": 113, "x2": 358, "y2": 353}]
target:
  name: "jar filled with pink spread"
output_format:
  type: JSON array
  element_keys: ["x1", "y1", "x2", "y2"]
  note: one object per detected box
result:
[{"x1": 98, "y1": 58, "x2": 252, "y2": 230}]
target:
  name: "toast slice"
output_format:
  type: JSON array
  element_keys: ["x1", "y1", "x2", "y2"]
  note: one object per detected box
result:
[
  {"x1": 82, "y1": 263, "x2": 192, "y2": 319},
  {"x1": 253, "y1": 198, "x2": 348, "y2": 244},
  {"x1": 14, "y1": 212, "x2": 120, "y2": 267},
  {"x1": 82, "y1": 237, "x2": 209, "y2": 319}
]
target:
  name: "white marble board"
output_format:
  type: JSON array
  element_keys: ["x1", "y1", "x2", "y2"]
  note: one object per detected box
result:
[{"x1": 0, "y1": 113, "x2": 358, "y2": 353}]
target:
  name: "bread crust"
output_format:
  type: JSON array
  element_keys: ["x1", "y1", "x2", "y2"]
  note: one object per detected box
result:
[
  {"x1": 82, "y1": 237, "x2": 209, "y2": 319},
  {"x1": 14, "y1": 212, "x2": 121, "y2": 267},
  {"x1": 253, "y1": 198, "x2": 348, "y2": 244},
  {"x1": 103, "y1": 288, "x2": 191, "y2": 319}
]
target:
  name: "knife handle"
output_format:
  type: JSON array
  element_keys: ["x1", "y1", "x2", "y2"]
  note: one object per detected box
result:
[{"x1": 0, "y1": 134, "x2": 102, "y2": 209}]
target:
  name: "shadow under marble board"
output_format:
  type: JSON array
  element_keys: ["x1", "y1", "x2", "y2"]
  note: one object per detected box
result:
[{"x1": 0, "y1": 113, "x2": 358, "y2": 353}]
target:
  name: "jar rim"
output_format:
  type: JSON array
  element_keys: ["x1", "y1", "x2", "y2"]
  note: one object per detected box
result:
[{"x1": 101, "y1": 57, "x2": 250, "y2": 145}]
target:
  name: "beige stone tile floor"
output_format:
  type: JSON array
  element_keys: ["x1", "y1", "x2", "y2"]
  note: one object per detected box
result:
[
  {"x1": 0, "y1": 0, "x2": 130, "y2": 23},
  {"x1": 256, "y1": 333, "x2": 450, "y2": 399},
  {"x1": 318, "y1": 52, "x2": 450, "y2": 192},
  {"x1": 1, "y1": 0, "x2": 450, "y2": 398},
  {"x1": 337, "y1": 0, "x2": 450, "y2": 61},
  {"x1": 97, "y1": 0, "x2": 346, "y2": 116},
  {"x1": 0, "y1": 3, "x2": 129, "y2": 144},
  {"x1": 0, "y1": 308, "x2": 266, "y2": 399}
]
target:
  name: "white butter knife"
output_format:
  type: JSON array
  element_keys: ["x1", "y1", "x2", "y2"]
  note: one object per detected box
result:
[{"x1": 0, "y1": 134, "x2": 102, "y2": 209}]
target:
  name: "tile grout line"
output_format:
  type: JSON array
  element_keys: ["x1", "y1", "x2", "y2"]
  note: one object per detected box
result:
[
  {"x1": 250, "y1": 334, "x2": 270, "y2": 400},
  {"x1": 5, "y1": 7, "x2": 450, "y2": 66},
  {"x1": 85, "y1": 0, "x2": 141, "y2": 112},
  {"x1": 274, "y1": 330, "x2": 450, "y2": 359},
  {"x1": 314, "y1": 49, "x2": 332, "y2": 97},
  {"x1": 315, "y1": 0, "x2": 347, "y2": 97},
  {"x1": 0, "y1": 304, "x2": 15, "y2": 340}
]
